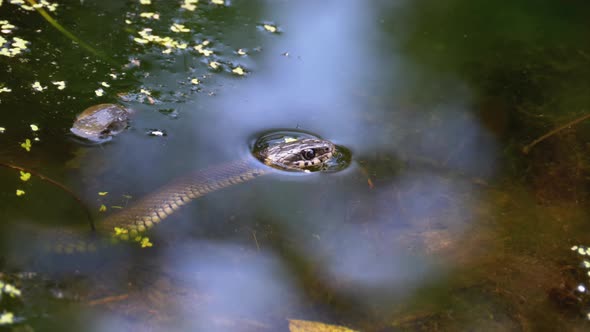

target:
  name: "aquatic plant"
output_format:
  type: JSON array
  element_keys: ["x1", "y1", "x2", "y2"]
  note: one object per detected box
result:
[{"x1": 0, "y1": 279, "x2": 22, "y2": 326}]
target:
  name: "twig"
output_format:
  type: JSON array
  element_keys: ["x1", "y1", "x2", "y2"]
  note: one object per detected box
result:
[
  {"x1": 0, "y1": 162, "x2": 95, "y2": 230},
  {"x1": 87, "y1": 294, "x2": 129, "y2": 306},
  {"x1": 356, "y1": 162, "x2": 375, "y2": 189},
  {"x1": 25, "y1": 0, "x2": 112, "y2": 63},
  {"x1": 522, "y1": 112, "x2": 590, "y2": 154},
  {"x1": 252, "y1": 230, "x2": 260, "y2": 251}
]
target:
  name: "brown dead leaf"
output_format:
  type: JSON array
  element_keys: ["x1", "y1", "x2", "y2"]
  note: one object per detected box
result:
[{"x1": 289, "y1": 319, "x2": 358, "y2": 332}]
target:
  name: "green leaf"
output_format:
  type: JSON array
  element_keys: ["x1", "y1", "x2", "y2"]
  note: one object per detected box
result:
[
  {"x1": 19, "y1": 171, "x2": 31, "y2": 181},
  {"x1": 20, "y1": 139, "x2": 31, "y2": 152},
  {"x1": 0, "y1": 312, "x2": 15, "y2": 325}
]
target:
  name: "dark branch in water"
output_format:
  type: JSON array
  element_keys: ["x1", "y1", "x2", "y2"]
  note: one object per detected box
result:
[
  {"x1": 0, "y1": 162, "x2": 95, "y2": 231},
  {"x1": 522, "y1": 112, "x2": 590, "y2": 154}
]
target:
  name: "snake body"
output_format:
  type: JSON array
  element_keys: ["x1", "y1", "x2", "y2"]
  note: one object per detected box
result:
[
  {"x1": 99, "y1": 160, "x2": 268, "y2": 238},
  {"x1": 45, "y1": 138, "x2": 335, "y2": 253}
]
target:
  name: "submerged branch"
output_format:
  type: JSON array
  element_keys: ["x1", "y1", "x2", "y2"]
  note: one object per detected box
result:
[
  {"x1": 87, "y1": 294, "x2": 129, "y2": 306},
  {"x1": 25, "y1": 0, "x2": 111, "y2": 63},
  {"x1": 522, "y1": 112, "x2": 590, "y2": 154},
  {"x1": 0, "y1": 162, "x2": 95, "y2": 231}
]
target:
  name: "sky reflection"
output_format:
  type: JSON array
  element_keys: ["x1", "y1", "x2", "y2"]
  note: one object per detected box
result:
[
  {"x1": 191, "y1": 0, "x2": 380, "y2": 152},
  {"x1": 157, "y1": 242, "x2": 297, "y2": 331},
  {"x1": 171, "y1": 0, "x2": 497, "y2": 315},
  {"x1": 0, "y1": 0, "x2": 508, "y2": 329}
]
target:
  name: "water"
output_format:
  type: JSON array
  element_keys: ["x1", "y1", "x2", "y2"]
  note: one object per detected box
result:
[{"x1": 2, "y1": 0, "x2": 590, "y2": 330}]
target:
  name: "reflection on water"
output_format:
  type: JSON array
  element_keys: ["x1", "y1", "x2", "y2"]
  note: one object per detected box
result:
[
  {"x1": 2, "y1": 0, "x2": 590, "y2": 330},
  {"x1": 89, "y1": 242, "x2": 302, "y2": 331}
]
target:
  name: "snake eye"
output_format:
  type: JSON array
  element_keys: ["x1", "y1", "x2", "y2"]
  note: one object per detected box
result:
[{"x1": 301, "y1": 149, "x2": 315, "y2": 160}]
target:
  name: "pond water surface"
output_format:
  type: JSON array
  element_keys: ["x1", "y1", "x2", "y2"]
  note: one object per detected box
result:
[{"x1": 2, "y1": 0, "x2": 590, "y2": 331}]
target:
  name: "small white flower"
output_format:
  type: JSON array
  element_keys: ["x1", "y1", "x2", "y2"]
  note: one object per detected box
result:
[
  {"x1": 51, "y1": 81, "x2": 66, "y2": 90},
  {"x1": 263, "y1": 24, "x2": 278, "y2": 33},
  {"x1": 32, "y1": 81, "x2": 46, "y2": 91},
  {"x1": 232, "y1": 66, "x2": 245, "y2": 76},
  {"x1": 209, "y1": 61, "x2": 220, "y2": 69}
]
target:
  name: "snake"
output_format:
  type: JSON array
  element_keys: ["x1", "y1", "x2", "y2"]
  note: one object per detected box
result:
[
  {"x1": 33, "y1": 104, "x2": 337, "y2": 253},
  {"x1": 45, "y1": 136, "x2": 336, "y2": 254}
]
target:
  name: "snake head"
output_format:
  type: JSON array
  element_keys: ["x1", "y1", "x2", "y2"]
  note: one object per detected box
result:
[{"x1": 260, "y1": 138, "x2": 336, "y2": 171}]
